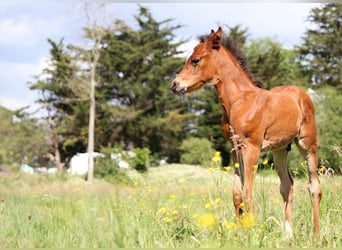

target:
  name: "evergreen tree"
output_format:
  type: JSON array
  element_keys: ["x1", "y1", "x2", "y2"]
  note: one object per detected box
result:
[
  {"x1": 246, "y1": 38, "x2": 308, "y2": 89},
  {"x1": 29, "y1": 38, "x2": 85, "y2": 170},
  {"x1": 297, "y1": 3, "x2": 342, "y2": 89},
  {"x1": 79, "y1": 6, "x2": 189, "y2": 161},
  {"x1": 0, "y1": 106, "x2": 46, "y2": 169}
]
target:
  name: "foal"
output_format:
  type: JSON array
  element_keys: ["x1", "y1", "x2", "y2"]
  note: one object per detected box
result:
[{"x1": 171, "y1": 27, "x2": 322, "y2": 237}]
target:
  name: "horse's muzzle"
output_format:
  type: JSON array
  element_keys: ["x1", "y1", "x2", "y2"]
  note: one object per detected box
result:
[{"x1": 171, "y1": 81, "x2": 187, "y2": 96}]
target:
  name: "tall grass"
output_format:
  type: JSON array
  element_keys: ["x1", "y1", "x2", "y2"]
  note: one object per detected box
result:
[{"x1": 0, "y1": 166, "x2": 341, "y2": 248}]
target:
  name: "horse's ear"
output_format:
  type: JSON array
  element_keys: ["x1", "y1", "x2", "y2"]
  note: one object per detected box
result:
[
  {"x1": 207, "y1": 27, "x2": 222, "y2": 50},
  {"x1": 215, "y1": 27, "x2": 223, "y2": 41}
]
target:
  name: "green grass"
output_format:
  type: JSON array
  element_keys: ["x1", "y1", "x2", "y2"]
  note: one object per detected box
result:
[{"x1": 0, "y1": 165, "x2": 341, "y2": 248}]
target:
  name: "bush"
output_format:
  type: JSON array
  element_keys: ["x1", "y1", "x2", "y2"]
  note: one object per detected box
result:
[
  {"x1": 129, "y1": 147, "x2": 151, "y2": 172},
  {"x1": 94, "y1": 146, "x2": 131, "y2": 184},
  {"x1": 179, "y1": 137, "x2": 215, "y2": 167}
]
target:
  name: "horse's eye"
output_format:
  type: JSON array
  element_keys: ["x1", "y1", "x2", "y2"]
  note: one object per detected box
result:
[{"x1": 191, "y1": 58, "x2": 201, "y2": 66}]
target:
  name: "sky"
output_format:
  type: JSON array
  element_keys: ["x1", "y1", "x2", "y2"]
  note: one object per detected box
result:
[{"x1": 0, "y1": 2, "x2": 322, "y2": 114}]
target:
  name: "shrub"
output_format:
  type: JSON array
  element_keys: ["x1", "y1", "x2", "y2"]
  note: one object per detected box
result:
[
  {"x1": 129, "y1": 147, "x2": 151, "y2": 172},
  {"x1": 94, "y1": 146, "x2": 131, "y2": 184},
  {"x1": 180, "y1": 137, "x2": 214, "y2": 167}
]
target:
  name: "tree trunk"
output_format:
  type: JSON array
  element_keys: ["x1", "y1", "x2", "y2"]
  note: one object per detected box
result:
[
  {"x1": 54, "y1": 138, "x2": 63, "y2": 172},
  {"x1": 87, "y1": 75, "x2": 96, "y2": 183}
]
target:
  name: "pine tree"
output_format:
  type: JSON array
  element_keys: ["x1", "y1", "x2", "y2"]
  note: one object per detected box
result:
[
  {"x1": 91, "y1": 6, "x2": 188, "y2": 161},
  {"x1": 29, "y1": 38, "x2": 81, "y2": 171},
  {"x1": 297, "y1": 3, "x2": 342, "y2": 89}
]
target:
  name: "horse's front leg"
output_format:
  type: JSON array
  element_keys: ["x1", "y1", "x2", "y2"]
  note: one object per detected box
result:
[
  {"x1": 232, "y1": 143, "x2": 260, "y2": 218},
  {"x1": 241, "y1": 144, "x2": 260, "y2": 214},
  {"x1": 232, "y1": 152, "x2": 243, "y2": 217}
]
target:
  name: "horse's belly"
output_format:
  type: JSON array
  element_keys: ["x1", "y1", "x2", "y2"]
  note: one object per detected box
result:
[
  {"x1": 261, "y1": 128, "x2": 298, "y2": 151},
  {"x1": 261, "y1": 139, "x2": 290, "y2": 151}
]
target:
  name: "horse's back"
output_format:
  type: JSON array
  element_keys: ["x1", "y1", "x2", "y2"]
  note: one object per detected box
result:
[
  {"x1": 270, "y1": 85, "x2": 316, "y2": 118},
  {"x1": 260, "y1": 85, "x2": 316, "y2": 150}
]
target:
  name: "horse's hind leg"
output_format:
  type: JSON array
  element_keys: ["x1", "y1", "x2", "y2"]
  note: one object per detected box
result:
[
  {"x1": 272, "y1": 148, "x2": 294, "y2": 238},
  {"x1": 295, "y1": 136, "x2": 322, "y2": 236}
]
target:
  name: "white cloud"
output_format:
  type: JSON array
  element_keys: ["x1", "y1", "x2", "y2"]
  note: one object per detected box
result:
[
  {"x1": 0, "y1": 18, "x2": 33, "y2": 46},
  {"x1": 0, "y1": 57, "x2": 48, "y2": 110}
]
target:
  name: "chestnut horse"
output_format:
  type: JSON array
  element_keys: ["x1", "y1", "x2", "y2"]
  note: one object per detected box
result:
[{"x1": 171, "y1": 27, "x2": 322, "y2": 237}]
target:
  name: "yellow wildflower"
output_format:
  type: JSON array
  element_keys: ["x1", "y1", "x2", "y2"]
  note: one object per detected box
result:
[
  {"x1": 262, "y1": 159, "x2": 268, "y2": 165},
  {"x1": 319, "y1": 166, "x2": 325, "y2": 175},
  {"x1": 211, "y1": 151, "x2": 222, "y2": 163},
  {"x1": 162, "y1": 217, "x2": 172, "y2": 223},
  {"x1": 214, "y1": 197, "x2": 221, "y2": 204},
  {"x1": 239, "y1": 202, "x2": 245, "y2": 208},
  {"x1": 253, "y1": 164, "x2": 258, "y2": 170},
  {"x1": 192, "y1": 213, "x2": 199, "y2": 219},
  {"x1": 158, "y1": 207, "x2": 169, "y2": 215},
  {"x1": 169, "y1": 194, "x2": 177, "y2": 200},
  {"x1": 239, "y1": 213, "x2": 256, "y2": 229},
  {"x1": 197, "y1": 213, "x2": 218, "y2": 228},
  {"x1": 172, "y1": 210, "x2": 179, "y2": 216},
  {"x1": 205, "y1": 202, "x2": 211, "y2": 208},
  {"x1": 178, "y1": 178, "x2": 186, "y2": 184},
  {"x1": 234, "y1": 162, "x2": 240, "y2": 168},
  {"x1": 223, "y1": 219, "x2": 237, "y2": 229},
  {"x1": 224, "y1": 166, "x2": 232, "y2": 171}
]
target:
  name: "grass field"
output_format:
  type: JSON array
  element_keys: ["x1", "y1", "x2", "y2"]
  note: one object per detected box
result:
[{"x1": 0, "y1": 164, "x2": 341, "y2": 248}]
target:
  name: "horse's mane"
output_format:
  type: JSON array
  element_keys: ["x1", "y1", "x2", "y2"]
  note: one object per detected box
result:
[{"x1": 198, "y1": 35, "x2": 263, "y2": 88}]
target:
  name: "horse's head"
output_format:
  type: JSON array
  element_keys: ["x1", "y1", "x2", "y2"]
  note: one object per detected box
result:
[{"x1": 171, "y1": 27, "x2": 223, "y2": 96}]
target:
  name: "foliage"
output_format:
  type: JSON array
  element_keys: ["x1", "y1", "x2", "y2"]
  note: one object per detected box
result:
[
  {"x1": 28, "y1": 38, "x2": 84, "y2": 167},
  {"x1": 246, "y1": 38, "x2": 308, "y2": 89},
  {"x1": 94, "y1": 156, "x2": 131, "y2": 184},
  {"x1": 315, "y1": 87, "x2": 342, "y2": 172},
  {"x1": 90, "y1": 6, "x2": 187, "y2": 160},
  {"x1": 179, "y1": 137, "x2": 215, "y2": 167},
  {"x1": 0, "y1": 167, "x2": 341, "y2": 247},
  {"x1": 297, "y1": 3, "x2": 342, "y2": 89},
  {"x1": 129, "y1": 147, "x2": 151, "y2": 172},
  {"x1": 0, "y1": 106, "x2": 47, "y2": 169}
]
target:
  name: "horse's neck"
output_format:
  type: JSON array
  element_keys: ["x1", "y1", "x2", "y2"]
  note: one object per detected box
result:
[
  {"x1": 214, "y1": 66, "x2": 255, "y2": 108},
  {"x1": 215, "y1": 61, "x2": 257, "y2": 124}
]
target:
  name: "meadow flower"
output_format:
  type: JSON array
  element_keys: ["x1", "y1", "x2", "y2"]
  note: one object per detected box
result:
[
  {"x1": 239, "y1": 213, "x2": 256, "y2": 229},
  {"x1": 224, "y1": 166, "x2": 231, "y2": 171},
  {"x1": 205, "y1": 202, "x2": 211, "y2": 208},
  {"x1": 162, "y1": 217, "x2": 172, "y2": 223},
  {"x1": 197, "y1": 213, "x2": 218, "y2": 228},
  {"x1": 169, "y1": 194, "x2": 177, "y2": 200},
  {"x1": 211, "y1": 151, "x2": 222, "y2": 163},
  {"x1": 172, "y1": 210, "x2": 179, "y2": 216},
  {"x1": 214, "y1": 197, "x2": 221, "y2": 204},
  {"x1": 223, "y1": 219, "x2": 237, "y2": 229},
  {"x1": 178, "y1": 178, "x2": 186, "y2": 184},
  {"x1": 239, "y1": 202, "x2": 245, "y2": 208},
  {"x1": 319, "y1": 166, "x2": 326, "y2": 175},
  {"x1": 158, "y1": 207, "x2": 169, "y2": 215},
  {"x1": 234, "y1": 162, "x2": 240, "y2": 168},
  {"x1": 262, "y1": 159, "x2": 268, "y2": 165}
]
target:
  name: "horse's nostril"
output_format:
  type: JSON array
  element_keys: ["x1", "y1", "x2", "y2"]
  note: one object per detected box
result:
[{"x1": 171, "y1": 81, "x2": 178, "y2": 90}]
